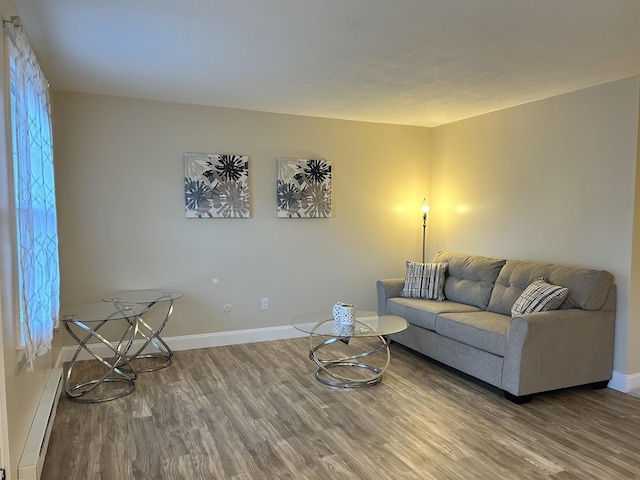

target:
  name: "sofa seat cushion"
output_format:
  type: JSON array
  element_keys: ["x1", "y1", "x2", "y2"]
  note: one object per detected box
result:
[
  {"x1": 433, "y1": 252, "x2": 506, "y2": 309},
  {"x1": 488, "y1": 259, "x2": 615, "y2": 315},
  {"x1": 435, "y1": 311, "x2": 511, "y2": 356},
  {"x1": 387, "y1": 297, "x2": 481, "y2": 331}
]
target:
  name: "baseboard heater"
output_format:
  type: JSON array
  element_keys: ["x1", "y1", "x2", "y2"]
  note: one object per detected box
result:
[{"x1": 18, "y1": 367, "x2": 63, "y2": 480}]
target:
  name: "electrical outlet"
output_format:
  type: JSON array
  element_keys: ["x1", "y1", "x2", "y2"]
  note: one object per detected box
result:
[{"x1": 261, "y1": 298, "x2": 269, "y2": 310}]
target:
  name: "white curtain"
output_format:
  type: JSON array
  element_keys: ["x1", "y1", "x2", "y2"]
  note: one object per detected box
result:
[{"x1": 9, "y1": 23, "x2": 60, "y2": 371}]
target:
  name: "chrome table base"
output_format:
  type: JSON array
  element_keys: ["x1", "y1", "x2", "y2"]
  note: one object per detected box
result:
[
  {"x1": 102, "y1": 290, "x2": 182, "y2": 373},
  {"x1": 61, "y1": 290, "x2": 181, "y2": 402},
  {"x1": 61, "y1": 304, "x2": 144, "y2": 403},
  {"x1": 293, "y1": 312, "x2": 407, "y2": 389},
  {"x1": 308, "y1": 324, "x2": 392, "y2": 388}
]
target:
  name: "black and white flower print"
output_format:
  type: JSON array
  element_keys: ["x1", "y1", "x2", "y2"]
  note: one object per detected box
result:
[
  {"x1": 277, "y1": 158, "x2": 332, "y2": 218},
  {"x1": 185, "y1": 153, "x2": 249, "y2": 218}
]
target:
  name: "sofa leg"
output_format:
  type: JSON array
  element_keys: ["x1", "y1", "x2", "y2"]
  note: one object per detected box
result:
[
  {"x1": 590, "y1": 380, "x2": 609, "y2": 389},
  {"x1": 503, "y1": 391, "x2": 534, "y2": 404}
]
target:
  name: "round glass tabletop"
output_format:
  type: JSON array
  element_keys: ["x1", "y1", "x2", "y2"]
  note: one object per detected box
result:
[
  {"x1": 60, "y1": 302, "x2": 148, "y2": 322},
  {"x1": 101, "y1": 289, "x2": 183, "y2": 304},
  {"x1": 292, "y1": 310, "x2": 407, "y2": 337}
]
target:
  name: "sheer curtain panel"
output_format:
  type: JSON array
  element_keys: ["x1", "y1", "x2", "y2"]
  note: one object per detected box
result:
[{"x1": 8, "y1": 22, "x2": 60, "y2": 371}]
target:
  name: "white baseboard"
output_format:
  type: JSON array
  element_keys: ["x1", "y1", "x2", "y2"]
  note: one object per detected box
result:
[
  {"x1": 60, "y1": 324, "x2": 307, "y2": 363},
  {"x1": 608, "y1": 370, "x2": 640, "y2": 393},
  {"x1": 19, "y1": 367, "x2": 63, "y2": 480}
]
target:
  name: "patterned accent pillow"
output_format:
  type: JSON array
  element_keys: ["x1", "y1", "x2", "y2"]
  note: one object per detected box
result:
[
  {"x1": 401, "y1": 261, "x2": 448, "y2": 301},
  {"x1": 511, "y1": 277, "x2": 569, "y2": 317}
]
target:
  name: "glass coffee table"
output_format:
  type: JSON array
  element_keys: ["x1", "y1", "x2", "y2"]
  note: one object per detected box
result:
[{"x1": 292, "y1": 310, "x2": 407, "y2": 388}]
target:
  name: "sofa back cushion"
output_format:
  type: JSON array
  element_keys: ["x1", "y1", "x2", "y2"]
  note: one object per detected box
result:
[
  {"x1": 432, "y1": 252, "x2": 506, "y2": 310},
  {"x1": 487, "y1": 259, "x2": 614, "y2": 315}
]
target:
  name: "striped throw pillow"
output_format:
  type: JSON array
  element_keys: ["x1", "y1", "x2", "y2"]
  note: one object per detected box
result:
[
  {"x1": 401, "y1": 261, "x2": 448, "y2": 301},
  {"x1": 511, "y1": 277, "x2": 569, "y2": 317}
]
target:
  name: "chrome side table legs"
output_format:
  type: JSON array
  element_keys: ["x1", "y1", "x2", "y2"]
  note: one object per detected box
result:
[
  {"x1": 60, "y1": 304, "x2": 145, "y2": 403},
  {"x1": 121, "y1": 297, "x2": 175, "y2": 372},
  {"x1": 61, "y1": 292, "x2": 181, "y2": 403},
  {"x1": 102, "y1": 290, "x2": 183, "y2": 373}
]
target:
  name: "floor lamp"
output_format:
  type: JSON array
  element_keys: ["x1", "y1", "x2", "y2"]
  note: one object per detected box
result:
[{"x1": 421, "y1": 199, "x2": 429, "y2": 263}]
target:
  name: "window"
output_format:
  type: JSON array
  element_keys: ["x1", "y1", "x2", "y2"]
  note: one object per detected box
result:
[{"x1": 7, "y1": 22, "x2": 59, "y2": 371}]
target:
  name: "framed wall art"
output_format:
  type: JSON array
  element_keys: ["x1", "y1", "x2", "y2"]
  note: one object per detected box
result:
[
  {"x1": 277, "y1": 158, "x2": 332, "y2": 218},
  {"x1": 184, "y1": 153, "x2": 249, "y2": 218}
]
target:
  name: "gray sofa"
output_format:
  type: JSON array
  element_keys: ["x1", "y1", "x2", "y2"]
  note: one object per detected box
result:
[{"x1": 377, "y1": 251, "x2": 616, "y2": 403}]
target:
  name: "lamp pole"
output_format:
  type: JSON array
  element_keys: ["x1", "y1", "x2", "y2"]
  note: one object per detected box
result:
[{"x1": 421, "y1": 199, "x2": 429, "y2": 263}]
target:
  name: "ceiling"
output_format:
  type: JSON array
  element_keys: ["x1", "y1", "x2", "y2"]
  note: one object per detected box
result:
[{"x1": 13, "y1": 0, "x2": 640, "y2": 127}]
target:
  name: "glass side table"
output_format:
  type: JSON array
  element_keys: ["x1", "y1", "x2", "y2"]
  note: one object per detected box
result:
[
  {"x1": 60, "y1": 302, "x2": 148, "y2": 403},
  {"x1": 101, "y1": 289, "x2": 182, "y2": 372},
  {"x1": 292, "y1": 310, "x2": 407, "y2": 388}
]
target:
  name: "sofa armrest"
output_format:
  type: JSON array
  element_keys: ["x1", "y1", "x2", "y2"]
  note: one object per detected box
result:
[
  {"x1": 376, "y1": 278, "x2": 405, "y2": 315},
  {"x1": 502, "y1": 308, "x2": 615, "y2": 396}
]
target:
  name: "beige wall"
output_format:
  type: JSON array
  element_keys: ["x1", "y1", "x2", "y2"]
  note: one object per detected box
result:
[
  {"x1": 53, "y1": 79, "x2": 640, "y2": 385},
  {"x1": 429, "y1": 77, "x2": 640, "y2": 379},
  {"x1": 0, "y1": 1, "x2": 58, "y2": 477},
  {"x1": 629, "y1": 80, "x2": 640, "y2": 377},
  {"x1": 52, "y1": 92, "x2": 430, "y2": 340}
]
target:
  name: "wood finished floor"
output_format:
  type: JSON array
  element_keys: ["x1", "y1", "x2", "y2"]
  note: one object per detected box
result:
[{"x1": 42, "y1": 337, "x2": 640, "y2": 480}]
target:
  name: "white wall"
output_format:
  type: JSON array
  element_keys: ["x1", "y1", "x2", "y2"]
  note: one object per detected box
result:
[
  {"x1": 52, "y1": 92, "x2": 430, "y2": 341},
  {"x1": 428, "y1": 77, "x2": 640, "y2": 382}
]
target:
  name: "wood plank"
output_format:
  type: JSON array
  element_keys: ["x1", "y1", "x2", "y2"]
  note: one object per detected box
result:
[{"x1": 42, "y1": 338, "x2": 640, "y2": 479}]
